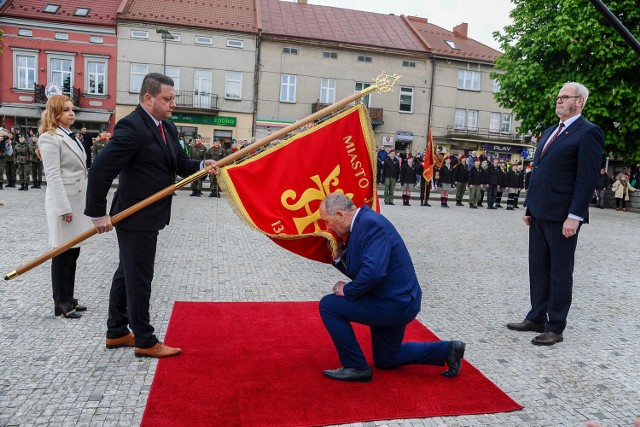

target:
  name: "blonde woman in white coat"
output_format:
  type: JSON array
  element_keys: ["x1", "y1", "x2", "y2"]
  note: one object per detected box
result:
[
  {"x1": 612, "y1": 174, "x2": 636, "y2": 212},
  {"x1": 38, "y1": 95, "x2": 93, "y2": 318}
]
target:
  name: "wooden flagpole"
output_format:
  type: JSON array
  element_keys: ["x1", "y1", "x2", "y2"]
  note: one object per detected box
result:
[{"x1": 5, "y1": 72, "x2": 400, "y2": 280}]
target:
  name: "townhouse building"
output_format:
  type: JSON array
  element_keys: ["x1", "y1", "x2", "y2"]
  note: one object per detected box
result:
[
  {"x1": 257, "y1": 0, "x2": 431, "y2": 152},
  {"x1": 407, "y1": 16, "x2": 531, "y2": 163},
  {"x1": 115, "y1": 0, "x2": 258, "y2": 146},
  {"x1": 0, "y1": 0, "x2": 119, "y2": 134}
]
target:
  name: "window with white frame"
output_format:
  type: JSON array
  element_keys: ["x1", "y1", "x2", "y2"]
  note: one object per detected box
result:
[
  {"x1": 49, "y1": 55, "x2": 74, "y2": 94},
  {"x1": 280, "y1": 74, "x2": 296, "y2": 103},
  {"x1": 165, "y1": 66, "x2": 180, "y2": 92},
  {"x1": 131, "y1": 30, "x2": 149, "y2": 39},
  {"x1": 195, "y1": 36, "x2": 212, "y2": 45},
  {"x1": 18, "y1": 29, "x2": 33, "y2": 37},
  {"x1": 227, "y1": 39, "x2": 243, "y2": 48},
  {"x1": 355, "y1": 82, "x2": 371, "y2": 107},
  {"x1": 225, "y1": 71, "x2": 242, "y2": 99},
  {"x1": 457, "y1": 69, "x2": 481, "y2": 91},
  {"x1": 130, "y1": 63, "x2": 148, "y2": 92},
  {"x1": 168, "y1": 33, "x2": 181, "y2": 42},
  {"x1": 320, "y1": 78, "x2": 336, "y2": 104},
  {"x1": 14, "y1": 52, "x2": 37, "y2": 89},
  {"x1": 399, "y1": 87, "x2": 414, "y2": 113},
  {"x1": 193, "y1": 69, "x2": 212, "y2": 108},
  {"x1": 492, "y1": 78, "x2": 500, "y2": 93},
  {"x1": 44, "y1": 4, "x2": 60, "y2": 13},
  {"x1": 283, "y1": 47, "x2": 298, "y2": 54},
  {"x1": 323, "y1": 51, "x2": 337, "y2": 59},
  {"x1": 90, "y1": 36, "x2": 103, "y2": 44},
  {"x1": 86, "y1": 59, "x2": 107, "y2": 95},
  {"x1": 501, "y1": 114, "x2": 512, "y2": 133},
  {"x1": 455, "y1": 109, "x2": 479, "y2": 130},
  {"x1": 467, "y1": 110, "x2": 479, "y2": 130},
  {"x1": 54, "y1": 33, "x2": 69, "y2": 40},
  {"x1": 454, "y1": 109, "x2": 466, "y2": 130},
  {"x1": 490, "y1": 112, "x2": 501, "y2": 132}
]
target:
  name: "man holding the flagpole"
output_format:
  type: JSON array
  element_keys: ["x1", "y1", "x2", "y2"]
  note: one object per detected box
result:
[{"x1": 86, "y1": 73, "x2": 218, "y2": 358}]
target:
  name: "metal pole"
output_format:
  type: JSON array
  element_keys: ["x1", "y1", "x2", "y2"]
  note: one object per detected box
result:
[
  {"x1": 163, "y1": 36, "x2": 167, "y2": 74},
  {"x1": 589, "y1": 0, "x2": 640, "y2": 56}
]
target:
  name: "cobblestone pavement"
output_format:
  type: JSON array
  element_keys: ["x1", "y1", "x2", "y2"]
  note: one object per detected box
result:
[{"x1": 1, "y1": 186, "x2": 638, "y2": 427}]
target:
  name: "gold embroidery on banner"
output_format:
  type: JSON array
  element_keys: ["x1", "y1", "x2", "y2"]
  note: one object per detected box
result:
[{"x1": 281, "y1": 165, "x2": 354, "y2": 234}]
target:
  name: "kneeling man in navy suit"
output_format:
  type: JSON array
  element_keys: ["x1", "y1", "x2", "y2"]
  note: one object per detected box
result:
[{"x1": 318, "y1": 193, "x2": 465, "y2": 382}]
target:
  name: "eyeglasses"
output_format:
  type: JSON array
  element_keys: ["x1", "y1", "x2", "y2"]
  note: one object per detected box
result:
[{"x1": 555, "y1": 95, "x2": 581, "y2": 103}]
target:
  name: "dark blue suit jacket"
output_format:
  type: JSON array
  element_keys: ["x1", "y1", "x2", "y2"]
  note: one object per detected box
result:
[
  {"x1": 525, "y1": 116, "x2": 604, "y2": 223},
  {"x1": 85, "y1": 105, "x2": 200, "y2": 231},
  {"x1": 334, "y1": 206, "x2": 421, "y2": 302}
]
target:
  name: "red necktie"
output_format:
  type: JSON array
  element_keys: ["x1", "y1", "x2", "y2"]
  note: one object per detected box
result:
[
  {"x1": 158, "y1": 122, "x2": 167, "y2": 144},
  {"x1": 541, "y1": 123, "x2": 564, "y2": 157}
]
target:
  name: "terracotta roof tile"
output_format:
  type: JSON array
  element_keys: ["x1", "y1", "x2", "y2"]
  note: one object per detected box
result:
[
  {"x1": 1, "y1": 0, "x2": 122, "y2": 26},
  {"x1": 406, "y1": 15, "x2": 501, "y2": 62},
  {"x1": 260, "y1": 0, "x2": 427, "y2": 54},
  {"x1": 118, "y1": 0, "x2": 258, "y2": 33}
]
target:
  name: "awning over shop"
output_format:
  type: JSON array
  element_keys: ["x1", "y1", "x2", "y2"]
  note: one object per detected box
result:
[
  {"x1": 74, "y1": 110, "x2": 112, "y2": 123},
  {"x1": 0, "y1": 105, "x2": 42, "y2": 119}
]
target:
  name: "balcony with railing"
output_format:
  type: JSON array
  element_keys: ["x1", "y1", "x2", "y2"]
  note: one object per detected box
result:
[
  {"x1": 446, "y1": 125, "x2": 524, "y2": 143},
  {"x1": 311, "y1": 102, "x2": 383, "y2": 125},
  {"x1": 174, "y1": 90, "x2": 219, "y2": 113}
]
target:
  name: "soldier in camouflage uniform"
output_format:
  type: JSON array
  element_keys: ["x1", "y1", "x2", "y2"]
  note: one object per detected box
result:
[
  {"x1": 91, "y1": 130, "x2": 109, "y2": 162},
  {"x1": 30, "y1": 135, "x2": 43, "y2": 188},
  {"x1": 189, "y1": 139, "x2": 207, "y2": 196},
  {"x1": 1, "y1": 133, "x2": 14, "y2": 190},
  {"x1": 14, "y1": 134, "x2": 32, "y2": 190},
  {"x1": 206, "y1": 139, "x2": 225, "y2": 197},
  {"x1": 4, "y1": 133, "x2": 17, "y2": 187}
]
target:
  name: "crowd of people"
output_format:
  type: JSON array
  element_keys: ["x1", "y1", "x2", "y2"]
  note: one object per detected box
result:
[
  {"x1": 378, "y1": 147, "x2": 529, "y2": 210},
  {"x1": 0, "y1": 126, "x2": 251, "y2": 202},
  {"x1": 376, "y1": 146, "x2": 640, "y2": 212},
  {"x1": 0, "y1": 126, "x2": 108, "y2": 191}
]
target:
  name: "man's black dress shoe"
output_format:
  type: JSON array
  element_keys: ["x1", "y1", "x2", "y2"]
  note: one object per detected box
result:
[
  {"x1": 531, "y1": 331, "x2": 563, "y2": 346},
  {"x1": 323, "y1": 367, "x2": 373, "y2": 382},
  {"x1": 507, "y1": 319, "x2": 545, "y2": 333},
  {"x1": 441, "y1": 340, "x2": 465, "y2": 378}
]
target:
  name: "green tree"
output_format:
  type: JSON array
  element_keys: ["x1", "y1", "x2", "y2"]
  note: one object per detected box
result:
[{"x1": 492, "y1": 0, "x2": 640, "y2": 161}]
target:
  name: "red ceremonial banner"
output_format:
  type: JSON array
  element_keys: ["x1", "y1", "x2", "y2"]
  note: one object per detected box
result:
[
  {"x1": 423, "y1": 127, "x2": 435, "y2": 183},
  {"x1": 218, "y1": 105, "x2": 379, "y2": 263}
]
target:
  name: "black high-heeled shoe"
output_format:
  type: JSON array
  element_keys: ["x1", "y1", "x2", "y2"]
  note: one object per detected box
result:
[
  {"x1": 72, "y1": 299, "x2": 87, "y2": 312},
  {"x1": 54, "y1": 305, "x2": 82, "y2": 319}
]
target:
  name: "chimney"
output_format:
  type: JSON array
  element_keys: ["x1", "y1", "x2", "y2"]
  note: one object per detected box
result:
[
  {"x1": 298, "y1": 0, "x2": 308, "y2": 4},
  {"x1": 453, "y1": 22, "x2": 468, "y2": 39}
]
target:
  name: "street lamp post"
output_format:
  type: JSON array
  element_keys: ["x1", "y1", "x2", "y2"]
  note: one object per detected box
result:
[{"x1": 156, "y1": 28, "x2": 173, "y2": 75}]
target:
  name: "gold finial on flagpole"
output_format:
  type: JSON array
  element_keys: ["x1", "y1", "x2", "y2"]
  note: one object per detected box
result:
[{"x1": 373, "y1": 72, "x2": 401, "y2": 94}]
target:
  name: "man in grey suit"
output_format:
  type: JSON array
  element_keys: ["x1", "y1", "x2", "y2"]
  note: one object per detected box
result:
[{"x1": 507, "y1": 82, "x2": 604, "y2": 346}]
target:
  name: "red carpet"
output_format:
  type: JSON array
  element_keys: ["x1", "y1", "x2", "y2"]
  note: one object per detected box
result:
[{"x1": 142, "y1": 302, "x2": 523, "y2": 427}]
